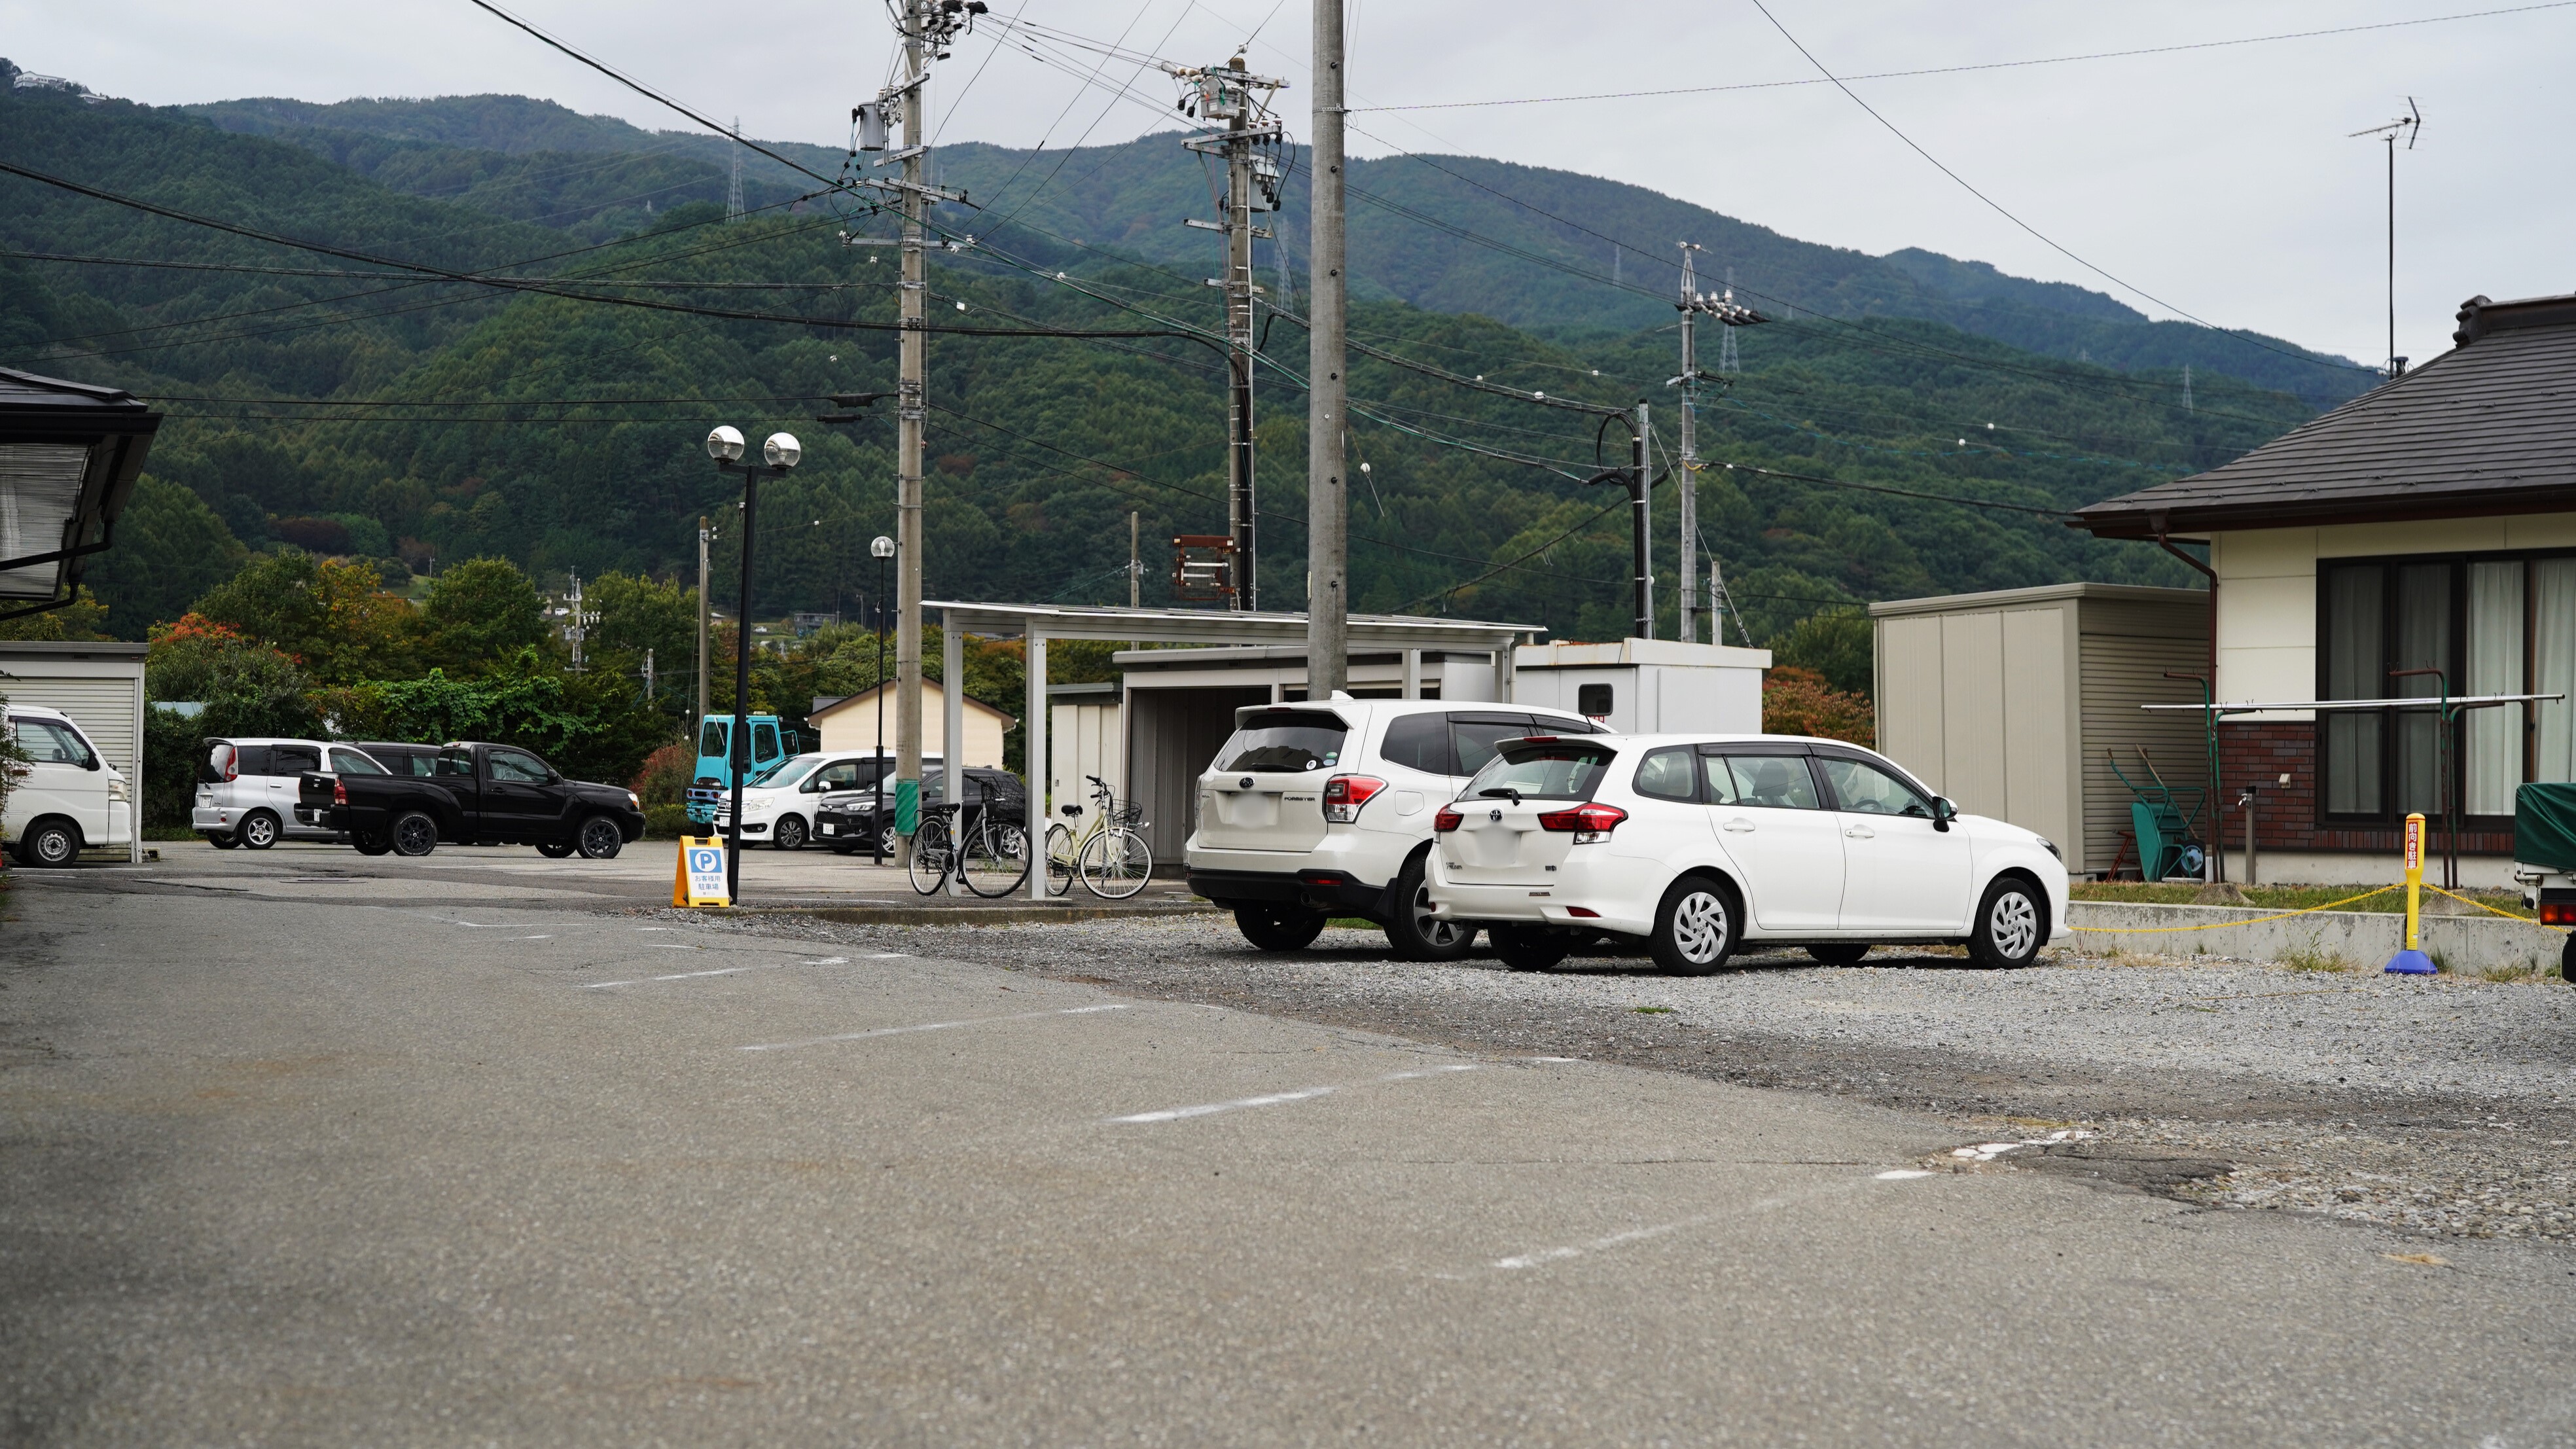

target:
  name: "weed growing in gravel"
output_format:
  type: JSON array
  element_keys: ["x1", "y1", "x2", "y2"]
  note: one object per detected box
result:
[
  {"x1": 2283, "y1": 945, "x2": 2354, "y2": 975},
  {"x1": 1632, "y1": 1006, "x2": 1674, "y2": 1014},
  {"x1": 2479, "y1": 959, "x2": 2543, "y2": 984}
]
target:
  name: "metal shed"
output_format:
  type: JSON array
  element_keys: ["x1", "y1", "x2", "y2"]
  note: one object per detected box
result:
[
  {"x1": 1871, "y1": 583, "x2": 2209, "y2": 876},
  {"x1": 0, "y1": 640, "x2": 146, "y2": 863}
]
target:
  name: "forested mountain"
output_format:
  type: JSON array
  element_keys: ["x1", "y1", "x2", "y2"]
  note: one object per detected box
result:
[
  {"x1": 1, "y1": 65, "x2": 2330, "y2": 651},
  {"x1": 183, "y1": 92, "x2": 2376, "y2": 406}
]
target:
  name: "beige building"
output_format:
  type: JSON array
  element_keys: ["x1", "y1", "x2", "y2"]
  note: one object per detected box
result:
[
  {"x1": 1871, "y1": 584, "x2": 2209, "y2": 876},
  {"x1": 806, "y1": 679, "x2": 1011, "y2": 767}
]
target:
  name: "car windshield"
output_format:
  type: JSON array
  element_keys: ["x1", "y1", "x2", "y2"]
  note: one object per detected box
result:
[
  {"x1": 1214, "y1": 711, "x2": 1346, "y2": 773},
  {"x1": 1463, "y1": 742, "x2": 1615, "y2": 802},
  {"x1": 753, "y1": 756, "x2": 821, "y2": 788}
]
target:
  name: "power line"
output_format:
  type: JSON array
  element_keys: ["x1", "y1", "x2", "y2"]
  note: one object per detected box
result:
[{"x1": 1352, "y1": 2, "x2": 2576, "y2": 111}]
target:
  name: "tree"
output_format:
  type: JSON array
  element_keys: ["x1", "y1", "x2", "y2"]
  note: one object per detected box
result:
[
  {"x1": 584, "y1": 569, "x2": 696, "y2": 709},
  {"x1": 421, "y1": 557, "x2": 548, "y2": 671},
  {"x1": 82, "y1": 476, "x2": 247, "y2": 639},
  {"x1": 0, "y1": 587, "x2": 111, "y2": 642},
  {"x1": 1762, "y1": 666, "x2": 1874, "y2": 746},
  {"x1": 140, "y1": 615, "x2": 321, "y2": 825},
  {"x1": 191, "y1": 551, "x2": 414, "y2": 683},
  {"x1": 1767, "y1": 611, "x2": 1873, "y2": 696}
]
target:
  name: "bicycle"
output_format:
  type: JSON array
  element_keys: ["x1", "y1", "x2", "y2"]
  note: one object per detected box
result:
[
  {"x1": 908, "y1": 798, "x2": 1029, "y2": 898},
  {"x1": 1043, "y1": 774, "x2": 1154, "y2": 901}
]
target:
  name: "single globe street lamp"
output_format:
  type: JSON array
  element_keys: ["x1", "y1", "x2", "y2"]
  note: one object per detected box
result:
[{"x1": 707, "y1": 425, "x2": 800, "y2": 902}]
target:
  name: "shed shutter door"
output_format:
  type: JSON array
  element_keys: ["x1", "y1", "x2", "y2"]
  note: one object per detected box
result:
[{"x1": 3, "y1": 675, "x2": 139, "y2": 774}]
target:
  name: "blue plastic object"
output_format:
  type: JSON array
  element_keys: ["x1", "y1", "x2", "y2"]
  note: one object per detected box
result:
[{"x1": 2384, "y1": 948, "x2": 2438, "y2": 975}]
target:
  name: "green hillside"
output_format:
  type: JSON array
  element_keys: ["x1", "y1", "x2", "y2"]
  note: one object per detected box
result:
[
  {"x1": 180, "y1": 92, "x2": 2375, "y2": 407},
  {"x1": 0, "y1": 69, "x2": 2319, "y2": 654}
]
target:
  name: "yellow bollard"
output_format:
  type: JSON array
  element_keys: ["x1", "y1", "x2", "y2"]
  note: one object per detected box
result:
[{"x1": 2386, "y1": 812, "x2": 2435, "y2": 974}]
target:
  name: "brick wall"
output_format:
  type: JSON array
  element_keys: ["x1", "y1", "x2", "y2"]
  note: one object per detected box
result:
[{"x1": 2213, "y1": 721, "x2": 2511, "y2": 857}]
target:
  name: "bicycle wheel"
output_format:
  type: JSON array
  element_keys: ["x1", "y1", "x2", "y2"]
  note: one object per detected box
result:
[
  {"x1": 1077, "y1": 827, "x2": 1154, "y2": 900},
  {"x1": 960, "y1": 819, "x2": 1030, "y2": 897},
  {"x1": 1043, "y1": 823, "x2": 1077, "y2": 898},
  {"x1": 907, "y1": 815, "x2": 952, "y2": 895}
]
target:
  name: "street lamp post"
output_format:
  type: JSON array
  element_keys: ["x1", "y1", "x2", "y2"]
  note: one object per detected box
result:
[
  {"x1": 706, "y1": 425, "x2": 801, "y2": 904},
  {"x1": 872, "y1": 533, "x2": 895, "y2": 866}
]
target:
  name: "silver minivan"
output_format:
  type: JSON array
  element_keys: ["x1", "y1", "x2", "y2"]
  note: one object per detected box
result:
[{"x1": 193, "y1": 737, "x2": 387, "y2": 849}]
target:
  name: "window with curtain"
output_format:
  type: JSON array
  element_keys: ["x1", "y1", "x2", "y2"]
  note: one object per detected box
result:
[{"x1": 2322, "y1": 551, "x2": 2576, "y2": 825}]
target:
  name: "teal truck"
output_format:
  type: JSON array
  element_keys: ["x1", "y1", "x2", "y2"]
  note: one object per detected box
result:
[{"x1": 685, "y1": 713, "x2": 798, "y2": 827}]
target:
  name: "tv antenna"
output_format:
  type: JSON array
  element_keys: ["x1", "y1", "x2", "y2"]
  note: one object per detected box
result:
[{"x1": 2350, "y1": 98, "x2": 2422, "y2": 378}]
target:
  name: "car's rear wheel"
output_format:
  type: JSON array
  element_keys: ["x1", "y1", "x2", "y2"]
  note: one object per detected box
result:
[
  {"x1": 1384, "y1": 857, "x2": 1475, "y2": 960},
  {"x1": 1235, "y1": 903, "x2": 1327, "y2": 952},
  {"x1": 352, "y1": 832, "x2": 394, "y2": 857},
  {"x1": 238, "y1": 811, "x2": 280, "y2": 850},
  {"x1": 1807, "y1": 943, "x2": 1870, "y2": 966},
  {"x1": 1650, "y1": 875, "x2": 1738, "y2": 976},
  {"x1": 1490, "y1": 923, "x2": 1571, "y2": 971},
  {"x1": 206, "y1": 831, "x2": 240, "y2": 850},
  {"x1": 18, "y1": 818, "x2": 79, "y2": 868},
  {"x1": 577, "y1": 816, "x2": 624, "y2": 860},
  {"x1": 1967, "y1": 876, "x2": 2046, "y2": 969},
  {"x1": 774, "y1": 815, "x2": 808, "y2": 851},
  {"x1": 537, "y1": 840, "x2": 576, "y2": 859},
  {"x1": 389, "y1": 812, "x2": 439, "y2": 857}
]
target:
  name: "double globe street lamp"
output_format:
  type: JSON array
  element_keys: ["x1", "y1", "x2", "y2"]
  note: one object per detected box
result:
[{"x1": 706, "y1": 425, "x2": 800, "y2": 903}]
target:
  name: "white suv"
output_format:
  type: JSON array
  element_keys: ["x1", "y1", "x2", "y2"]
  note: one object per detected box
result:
[
  {"x1": 1426, "y1": 733, "x2": 2069, "y2": 975},
  {"x1": 194, "y1": 738, "x2": 378, "y2": 849},
  {"x1": 1184, "y1": 696, "x2": 1601, "y2": 956}
]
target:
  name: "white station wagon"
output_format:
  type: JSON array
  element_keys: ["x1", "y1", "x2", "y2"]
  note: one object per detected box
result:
[{"x1": 1425, "y1": 732, "x2": 2069, "y2": 975}]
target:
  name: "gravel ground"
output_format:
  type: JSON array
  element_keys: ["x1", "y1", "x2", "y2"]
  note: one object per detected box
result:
[{"x1": 660, "y1": 909, "x2": 2576, "y2": 1246}]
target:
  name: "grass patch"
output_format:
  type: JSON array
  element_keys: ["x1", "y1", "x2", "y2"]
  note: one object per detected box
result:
[
  {"x1": 1632, "y1": 1005, "x2": 1675, "y2": 1014},
  {"x1": 1328, "y1": 918, "x2": 1377, "y2": 930},
  {"x1": 2072, "y1": 881, "x2": 2533, "y2": 918},
  {"x1": 2281, "y1": 945, "x2": 2355, "y2": 975}
]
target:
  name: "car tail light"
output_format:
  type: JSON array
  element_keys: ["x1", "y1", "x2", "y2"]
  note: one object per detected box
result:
[
  {"x1": 1433, "y1": 806, "x2": 1463, "y2": 832},
  {"x1": 1536, "y1": 802, "x2": 1626, "y2": 842},
  {"x1": 1322, "y1": 774, "x2": 1387, "y2": 823},
  {"x1": 332, "y1": 778, "x2": 348, "y2": 806},
  {"x1": 2541, "y1": 901, "x2": 2576, "y2": 925}
]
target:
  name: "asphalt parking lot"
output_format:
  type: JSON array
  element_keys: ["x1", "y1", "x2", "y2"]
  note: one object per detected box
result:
[{"x1": 6, "y1": 843, "x2": 2576, "y2": 1445}]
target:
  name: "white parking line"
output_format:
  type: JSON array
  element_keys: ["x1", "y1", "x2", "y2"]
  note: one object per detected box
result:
[
  {"x1": 582, "y1": 957, "x2": 850, "y2": 990},
  {"x1": 739, "y1": 1002, "x2": 1131, "y2": 1052},
  {"x1": 1482, "y1": 1176, "x2": 1886, "y2": 1275},
  {"x1": 1107, "y1": 1062, "x2": 1479, "y2": 1125}
]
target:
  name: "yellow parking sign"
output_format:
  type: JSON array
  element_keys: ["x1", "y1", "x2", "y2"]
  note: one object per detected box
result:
[{"x1": 673, "y1": 836, "x2": 730, "y2": 908}]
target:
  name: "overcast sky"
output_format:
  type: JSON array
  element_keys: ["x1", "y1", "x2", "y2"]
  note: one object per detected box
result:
[{"x1": 7, "y1": 0, "x2": 2570, "y2": 368}]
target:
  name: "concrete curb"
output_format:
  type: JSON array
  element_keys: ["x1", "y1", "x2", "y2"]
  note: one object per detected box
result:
[
  {"x1": 711, "y1": 899, "x2": 1221, "y2": 927},
  {"x1": 2066, "y1": 900, "x2": 2567, "y2": 977}
]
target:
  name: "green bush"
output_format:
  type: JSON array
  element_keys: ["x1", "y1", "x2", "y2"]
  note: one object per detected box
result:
[{"x1": 644, "y1": 803, "x2": 692, "y2": 838}]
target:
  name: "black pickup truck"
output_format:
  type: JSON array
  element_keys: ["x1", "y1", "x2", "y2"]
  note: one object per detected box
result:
[{"x1": 300, "y1": 742, "x2": 645, "y2": 859}]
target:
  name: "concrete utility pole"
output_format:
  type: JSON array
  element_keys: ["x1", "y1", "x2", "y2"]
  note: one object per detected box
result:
[
  {"x1": 1670, "y1": 259, "x2": 1765, "y2": 644},
  {"x1": 1305, "y1": 0, "x2": 1349, "y2": 695},
  {"x1": 1128, "y1": 510, "x2": 1141, "y2": 607},
  {"x1": 1180, "y1": 58, "x2": 1285, "y2": 611},
  {"x1": 1632, "y1": 402, "x2": 1652, "y2": 641},
  {"x1": 694, "y1": 516, "x2": 710, "y2": 731}
]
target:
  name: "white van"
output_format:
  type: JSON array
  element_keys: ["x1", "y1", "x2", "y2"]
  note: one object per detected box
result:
[
  {"x1": 193, "y1": 737, "x2": 360, "y2": 849},
  {"x1": 4, "y1": 704, "x2": 133, "y2": 867}
]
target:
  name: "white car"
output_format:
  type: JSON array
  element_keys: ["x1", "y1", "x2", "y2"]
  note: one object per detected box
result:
[
  {"x1": 194, "y1": 737, "x2": 377, "y2": 849},
  {"x1": 4, "y1": 705, "x2": 132, "y2": 867},
  {"x1": 1183, "y1": 696, "x2": 1602, "y2": 957},
  {"x1": 714, "y1": 751, "x2": 937, "y2": 850},
  {"x1": 1426, "y1": 732, "x2": 2069, "y2": 975}
]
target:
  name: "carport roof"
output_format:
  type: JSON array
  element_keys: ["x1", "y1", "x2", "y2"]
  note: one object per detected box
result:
[{"x1": 926, "y1": 601, "x2": 1543, "y2": 651}]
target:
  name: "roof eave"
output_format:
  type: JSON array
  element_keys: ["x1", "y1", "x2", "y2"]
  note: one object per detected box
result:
[{"x1": 2077, "y1": 484, "x2": 2576, "y2": 538}]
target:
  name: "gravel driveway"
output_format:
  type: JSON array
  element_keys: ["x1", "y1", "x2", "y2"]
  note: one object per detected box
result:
[{"x1": 668, "y1": 910, "x2": 2576, "y2": 1246}]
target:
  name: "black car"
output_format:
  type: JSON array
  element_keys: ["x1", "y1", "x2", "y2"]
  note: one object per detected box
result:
[
  {"x1": 300, "y1": 741, "x2": 646, "y2": 858},
  {"x1": 817, "y1": 766, "x2": 1027, "y2": 855}
]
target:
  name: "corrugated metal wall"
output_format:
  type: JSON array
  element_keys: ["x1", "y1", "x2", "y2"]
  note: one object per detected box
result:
[
  {"x1": 2077, "y1": 599, "x2": 2211, "y2": 875},
  {"x1": 3, "y1": 675, "x2": 139, "y2": 776},
  {"x1": 1125, "y1": 687, "x2": 1266, "y2": 863}
]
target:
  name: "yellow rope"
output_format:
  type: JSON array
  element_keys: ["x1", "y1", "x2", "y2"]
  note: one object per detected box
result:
[
  {"x1": 2423, "y1": 883, "x2": 2562, "y2": 933},
  {"x1": 2069, "y1": 884, "x2": 2400, "y2": 933}
]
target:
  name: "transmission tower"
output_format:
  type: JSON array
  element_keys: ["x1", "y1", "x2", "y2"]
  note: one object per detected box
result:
[
  {"x1": 1670, "y1": 245, "x2": 1762, "y2": 644},
  {"x1": 726, "y1": 117, "x2": 745, "y2": 222},
  {"x1": 1177, "y1": 56, "x2": 1286, "y2": 610}
]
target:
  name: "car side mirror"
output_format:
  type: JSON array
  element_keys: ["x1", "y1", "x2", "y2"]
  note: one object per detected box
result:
[
  {"x1": 83, "y1": 756, "x2": 101, "y2": 771},
  {"x1": 1931, "y1": 796, "x2": 1956, "y2": 832}
]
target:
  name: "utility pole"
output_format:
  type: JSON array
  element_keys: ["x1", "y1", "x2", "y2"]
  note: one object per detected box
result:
[
  {"x1": 1632, "y1": 402, "x2": 1651, "y2": 641},
  {"x1": 1669, "y1": 257, "x2": 1764, "y2": 643},
  {"x1": 1128, "y1": 510, "x2": 1141, "y2": 607},
  {"x1": 1179, "y1": 58, "x2": 1285, "y2": 611},
  {"x1": 694, "y1": 516, "x2": 710, "y2": 732},
  {"x1": 1306, "y1": 0, "x2": 1349, "y2": 694}
]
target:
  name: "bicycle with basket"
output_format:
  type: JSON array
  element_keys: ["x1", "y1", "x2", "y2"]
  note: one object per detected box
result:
[{"x1": 1045, "y1": 774, "x2": 1154, "y2": 900}]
